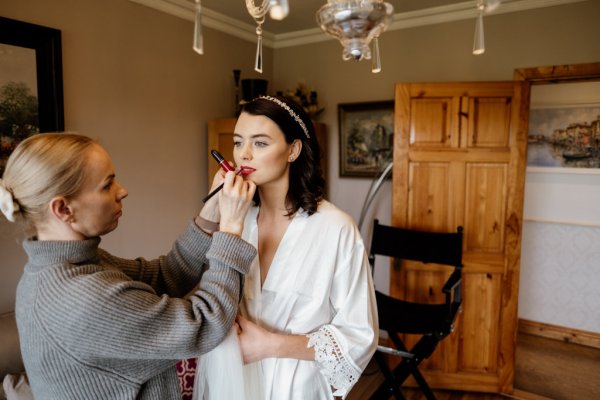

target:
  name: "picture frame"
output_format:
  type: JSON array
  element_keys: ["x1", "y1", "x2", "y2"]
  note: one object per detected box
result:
[
  {"x1": 515, "y1": 62, "x2": 600, "y2": 227},
  {"x1": 527, "y1": 103, "x2": 600, "y2": 171},
  {"x1": 0, "y1": 16, "x2": 64, "y2": 175},
  {"x1": 338, "y1": 100, "x2": 394, "y2": 178}
]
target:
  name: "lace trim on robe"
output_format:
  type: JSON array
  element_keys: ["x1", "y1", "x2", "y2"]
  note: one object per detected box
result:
[{"x1": 307, "y1": 325, "x2": 361, "y2": 397}]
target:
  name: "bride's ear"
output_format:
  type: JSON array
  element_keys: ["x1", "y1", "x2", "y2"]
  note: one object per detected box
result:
[{"x1": 289, "y1": 139, "x2": 302, "y2": 162}]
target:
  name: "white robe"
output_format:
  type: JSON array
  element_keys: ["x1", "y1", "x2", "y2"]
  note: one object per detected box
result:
[{"x1": 195, "y1": 200, "x2": 378, "y2": 400}]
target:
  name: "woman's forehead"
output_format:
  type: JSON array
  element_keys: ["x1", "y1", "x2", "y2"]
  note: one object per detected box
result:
[{"x1": 234, "y1": 113, "x2": 283, "y2": 138}]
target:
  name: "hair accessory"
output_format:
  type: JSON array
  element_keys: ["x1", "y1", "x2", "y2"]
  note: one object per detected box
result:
[
  {"x1": 0, "y1": 179, "x2": 20, "y2": 223},
  {"x1": 258, "y1": 95, "x2": 310, "y2": 139}
]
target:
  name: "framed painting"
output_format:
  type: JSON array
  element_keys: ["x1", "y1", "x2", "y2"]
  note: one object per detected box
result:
[
  {"x1": 338, "y1": 100, "x2": 394, "y2": 178},
  {"x1": 515, "y1": 62, "x2": 600, "y2": 227},
  {"x1": 0, "y1": 16, "x2": 64, "y2": 176},
  {"x1": 527, "y1": 103, "x2": 600, "y2": 170}
]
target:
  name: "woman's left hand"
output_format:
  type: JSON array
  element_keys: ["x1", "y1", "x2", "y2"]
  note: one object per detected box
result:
[{"x1": 236, "y1": 315, "x2": 314, "y2": 364}]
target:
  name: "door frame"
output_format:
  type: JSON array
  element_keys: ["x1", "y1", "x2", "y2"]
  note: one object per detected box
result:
[{"x1": 513, "y1": 62, "x2": 600, "y2": 348}]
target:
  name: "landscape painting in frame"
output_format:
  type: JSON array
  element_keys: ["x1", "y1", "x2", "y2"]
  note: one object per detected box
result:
[
  {"x1": 0, "y1": 16, "x2": 64, "y2": 176},
  {"x1": 527, "y1": 104, "x2": 600, "y2": 169},
  {"x1": 0, "y1": 43, "x2": 38, "y2": 175},
  {"x1": 338, "y1": 101, "x2": 394, "y2": 178}
]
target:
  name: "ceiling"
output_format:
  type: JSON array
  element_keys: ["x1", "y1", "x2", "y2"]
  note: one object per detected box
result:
[
  {"x1": 201, "y1": 0, "x2": 472, "y2": 34},
  {"x1": 130, "y1": 0, "x2": 584, "y2": 48}
]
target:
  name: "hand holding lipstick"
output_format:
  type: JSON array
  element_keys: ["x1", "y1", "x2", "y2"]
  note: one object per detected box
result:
[
  {"x1": 203, "y1": 150, "x2": 254, "y2": 203},
  {"x1": 197, "y1": 150, "x2": 256, "y2": 236}
]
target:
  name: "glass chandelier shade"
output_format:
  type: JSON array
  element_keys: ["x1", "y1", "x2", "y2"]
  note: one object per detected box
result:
[
  {"x1": 472, "y1": 0, "x2": 485, "y2": 55},
  {"x1": 193, "y1": 0, "x2": 203, "y2": 54},
  {"x1": 316, "y1": 0, "x2": 393, "y2": 72},
  {"x1": 472, "y1": 0, "x2": 502, "y2": 55}
]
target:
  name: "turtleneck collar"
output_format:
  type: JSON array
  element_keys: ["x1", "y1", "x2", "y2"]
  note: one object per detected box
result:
[{"x1": 23, "y1": 237, "x2": 102, "y2": 270}]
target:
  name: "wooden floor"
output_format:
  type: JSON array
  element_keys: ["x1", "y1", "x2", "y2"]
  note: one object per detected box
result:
[
  {"x1": 514, "y1": 333, "x2": 600, "y2": 400},
  {"x1": 348, "y1": 333, "x2": 600, "y2": 400}
]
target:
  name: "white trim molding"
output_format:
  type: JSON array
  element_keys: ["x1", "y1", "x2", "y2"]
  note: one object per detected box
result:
[{"x1": 128, "y1": 0, "x2": 589, "y2": 49}]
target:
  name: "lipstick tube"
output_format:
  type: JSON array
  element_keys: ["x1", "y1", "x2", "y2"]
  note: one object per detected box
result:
[{"x1": 211, "y1": 149, "x2": 234, "y2": 172}]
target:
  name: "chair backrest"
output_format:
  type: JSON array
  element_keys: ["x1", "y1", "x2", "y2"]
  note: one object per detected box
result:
[{"x1": 369, "y1": 219, "x2": 463, "y2": 268}]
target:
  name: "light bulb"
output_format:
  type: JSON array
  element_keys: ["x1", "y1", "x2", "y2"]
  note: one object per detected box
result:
[{"x1": 269, "y1": 0, "x2": 289, "y2": 20}]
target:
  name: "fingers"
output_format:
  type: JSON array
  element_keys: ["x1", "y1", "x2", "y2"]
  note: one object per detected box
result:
[
  {"x1": 236, "y1": 314, "x2": 248, "y2": 328},
  {"x1": 218, "y1": 172, "x2": 255, "y2": 235},
  {"x1": 223, "y1": 172, "x2": 254, "y2": 200}
]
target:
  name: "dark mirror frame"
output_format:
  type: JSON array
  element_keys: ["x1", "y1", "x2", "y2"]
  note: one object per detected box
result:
[{"x1": 0, "y1": 16, "x2": 64, "y2": 133}]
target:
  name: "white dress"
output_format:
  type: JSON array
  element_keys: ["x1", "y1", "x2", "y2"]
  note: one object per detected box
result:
[{"x1": 195, "y1": 200, "x2": 378, "y2": 400}]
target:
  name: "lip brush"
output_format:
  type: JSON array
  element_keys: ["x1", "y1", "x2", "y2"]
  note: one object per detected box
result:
[{"x1": 202, "y1": 169, "x2": 243, "y2": 203}]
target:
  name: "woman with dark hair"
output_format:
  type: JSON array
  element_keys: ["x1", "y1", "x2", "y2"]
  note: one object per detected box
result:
[{"x1": 194, "y1": 96, "x2": 378, "y2": 400}]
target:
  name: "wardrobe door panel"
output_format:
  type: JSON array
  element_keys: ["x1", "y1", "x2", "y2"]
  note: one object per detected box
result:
[{"x1": 392, "y1": 82, "x2": 527, "y2": 393}]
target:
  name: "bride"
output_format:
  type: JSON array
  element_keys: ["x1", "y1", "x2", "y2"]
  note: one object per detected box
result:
[{"x1": 194, "y1": 95, "x2": 378, "y2": 400}]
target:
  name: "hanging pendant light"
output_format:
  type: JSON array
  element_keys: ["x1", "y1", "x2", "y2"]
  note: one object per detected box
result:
[
  {"x1": 472, "y1": 8, "x2": 485, "y2": 54},
  {"x1": 316, "y1": 0, "x2": 394, "y2": 73},
  {"x1": 472, "y1": 0, "x2": 485, "y2": 55},
  {"x1": 193, "y1": 0, "x2": 203, "y2": 54},
  {"x1": 472, "y1": 0, "x2": 503, "y2": 55},
  {"x1": 246, "y1": 0, "x2": 289, "y2": 73},
  {"x1": 371, "y1": 36, "x2": 382, "y2": 73}
]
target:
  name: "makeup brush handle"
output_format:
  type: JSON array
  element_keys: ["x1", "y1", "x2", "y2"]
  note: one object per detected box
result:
[{"x1": 202, "y1": 182, "x2": 224, "y2": 203}]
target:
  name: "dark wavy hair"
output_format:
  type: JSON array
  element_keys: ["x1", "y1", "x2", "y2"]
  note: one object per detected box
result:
[{"x1": 241, "y1": 95, "x2": 325, "y2": 216}]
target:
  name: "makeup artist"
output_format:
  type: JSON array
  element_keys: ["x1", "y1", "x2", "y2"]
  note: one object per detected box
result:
[
  {"x1": 0, "y1": 132, "x2": 257, "y2": 399},
  {"x1": 194, "y1": 96, "x2": 378, "y2": 400}
]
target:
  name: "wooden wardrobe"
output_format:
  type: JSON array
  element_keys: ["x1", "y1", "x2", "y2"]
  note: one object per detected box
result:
[{"x1": 391, "y1": 82, "x2": 528, "y2": 394}]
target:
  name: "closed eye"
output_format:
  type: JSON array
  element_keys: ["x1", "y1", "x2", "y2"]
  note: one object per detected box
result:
[{"x1": 103, "y1": 176, "x2": 115, "y2": 191}]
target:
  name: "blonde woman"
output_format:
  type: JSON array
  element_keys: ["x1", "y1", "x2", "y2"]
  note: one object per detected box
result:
[{"x1": 0, "y1": 133, "x2": 256, "y2": 399}]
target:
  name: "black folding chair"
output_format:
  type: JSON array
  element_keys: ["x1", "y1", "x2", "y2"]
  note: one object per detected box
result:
[{"x1": 368, "y1": 219, "x2": 464, "y2": 400}]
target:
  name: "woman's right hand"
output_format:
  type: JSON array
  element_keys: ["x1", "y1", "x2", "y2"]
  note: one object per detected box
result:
[{"x1": 218, "y1": 171, "x2": 256, "y2": 236}]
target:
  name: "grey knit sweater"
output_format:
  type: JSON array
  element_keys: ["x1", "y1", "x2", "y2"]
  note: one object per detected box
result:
[{"x1": 15, "y1": 222, "x2": 257, "y2": 400}]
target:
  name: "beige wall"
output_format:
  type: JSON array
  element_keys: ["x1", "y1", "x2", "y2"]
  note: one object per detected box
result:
[
  {"x1": 0, "y1": 0, "x2": 272, "y2": 313},
  {"x1": 1, "y1": 0, "x2": 599, "y2": 314}
]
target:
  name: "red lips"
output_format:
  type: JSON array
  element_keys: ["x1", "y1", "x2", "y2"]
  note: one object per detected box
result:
[{"x1": 238, "y1": 166, "x2": 256, "y2": 176}]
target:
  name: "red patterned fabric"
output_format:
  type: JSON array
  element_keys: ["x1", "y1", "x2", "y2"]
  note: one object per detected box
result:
[{"x1": 176, "y1": 358, "x2": 197, "y2": 400}]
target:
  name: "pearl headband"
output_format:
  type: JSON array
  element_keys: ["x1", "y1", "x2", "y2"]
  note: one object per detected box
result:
[
  {"x1": 0, "y1": 179, "x2": 20, "y2": 223},
  {"x1": 258, "y1": 95, "x2": 310, "y2": 139}
]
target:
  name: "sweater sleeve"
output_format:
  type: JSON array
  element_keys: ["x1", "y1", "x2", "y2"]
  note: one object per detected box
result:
[
  {"x1": 99, "y1": 221, "x2": 214, "y2": 298},
  {"x1": 32, "y1": 229, "x2": 256, "y2": 384}
]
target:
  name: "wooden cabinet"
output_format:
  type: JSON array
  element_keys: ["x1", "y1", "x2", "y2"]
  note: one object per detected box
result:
[
  {"x1": 392, "y1": 82, "x2": 528, "y2": 394},
  {"x1": 207, "y1": 118, "x2": 327, "y2": 190}
]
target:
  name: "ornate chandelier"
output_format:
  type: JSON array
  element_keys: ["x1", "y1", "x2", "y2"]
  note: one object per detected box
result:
[
  {"x1": 193, "y1": 0, "x2": 289, "y2": 73},
  {"x1": 194, "y1": 1, "x2": 395, "y2": 74},
  {"x1": 316, "y1": 0, "x2": 394, "y2": 73}
]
